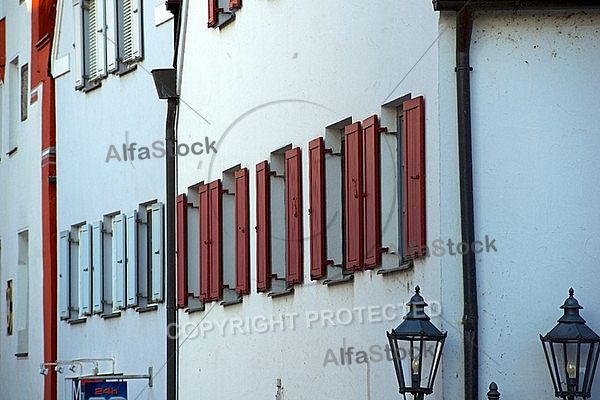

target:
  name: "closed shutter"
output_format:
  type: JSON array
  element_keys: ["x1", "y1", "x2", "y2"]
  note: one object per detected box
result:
[
  {"x1": 209, "y1": 180, "x2": 223, "y2": 301},
  {"x1": 87, "y1": 0, "x2": 98, "y2": 79},
  {"x1": 105, "y1": 0, "x2": 117, "y2": 72},
  {"x1": 131, "y1": 0, "x2": 142, "y2": 60},
  {"x1": 112, "y1": 214, "x2": 126, "y2": 311},
  {"x1": 92, "y1": 221, "x2": 104, "y2": 313},
  {"x1": 308, "y1": 137, "x2": 332, "y2": 280},
  {"x1": 151, "y1": 203, "x2": 164, "y2": 302},
  {"x1": 403, "y1": 96, "x2": 426, "y2": 259},
  {"x1": 234, "y1": 168, "x2": 250, "y2": 295},
  {"x1": 229, "y1": 0, "x2": 242, "y2": 10},
  {"x1": 121, "y1": 0, "x2": 135, "y2": 62},
  {"x1": 344, "y1": 122, "x2": 364, "y2": 271},
  {"x1": 126, "y1": 211, "x2": 138, "y2": 306},
  {"x1": 73, "y1": 0, "x2": 84, "y2": 88},
  {"x1": 94, "y1": 0, "x2": 107, "y2": 78},
  {"x1": 362, "y1": 115, "x2": 383, "y2": 268},
  {"x1": 255, "y1": 161, "x2": 271, "y2": 292},
  {"x1": 78, "y1": 224, "x2": 92, "y2": 315},
  {"x1": 285, "y1": 147, "x2": 303, "y2": 284},
  {"x1": 59, "y1": 230, "x2": 70, "y2": 319},
  {"x1": 176, "y1": 194, "x2": 188, "y2": 308},
  {"x1": 207, "y1": 0, "x2": 218, "y2": 28},
  {"x1": 0, "y1": 18, "x2": 5, "y2": 82},
  {"x1": 199, "y1": 184, "x2": 210, "y2": 301}
]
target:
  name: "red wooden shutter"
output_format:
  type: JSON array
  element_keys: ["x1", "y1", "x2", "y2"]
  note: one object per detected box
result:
[
  {"x1": 285, "y1": 147, "x2": 303, "y2": 284},
  {"x1": 362, "y1": 115, "x2": 383, "y2": 268},
  {"x1": 199, "y1": 184, "x2": 210, "y2": 302},
  {"x1": 229, "y1": 0, "x2": 242, "y2": 10},
  {"x1": 207, "y1": 0, "x2": 218, "y2": 27},
  {"x1": 208, "y1": 180, "x2": 223, "y2": 301},
  {"x1": 255, "y1": 161, "x2": 271, "y2": 292},
  {"x1": 0, "y1": 18, "x2": 5, "y2": 82},
  {"x1": 403, "y1": 96, "x2": 426, "y2": 259},
  {"x1": 308, "y1": 137, "x2": 331, "y2": 280},
  {"x1": 235, "y1": 168, "x2": 250, "y2": 295},
  {"x1": 344, "y1": 122, "x2": 364, "y2": 271},
  {"x1": 176, "y1": 194, "x2": 188, "y2": 308}
]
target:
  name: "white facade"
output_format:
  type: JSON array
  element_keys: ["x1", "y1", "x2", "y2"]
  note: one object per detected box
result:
[
  {"x1": 51, "y1": 0, "x2": 173, "y2": 398},
  {"x1": 175, "y1": 1, "x2": 447, "y2": 399}
]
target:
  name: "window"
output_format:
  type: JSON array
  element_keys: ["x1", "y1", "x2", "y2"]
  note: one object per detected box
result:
[
  {"x1": 401, "y1": 96, "x2": 426, "y2": 259},
  {"x1": 15, "y1": 231, "x2": 28, "y2": 357},
  {"x1": 58, "y1": 225, "x2": 87, "y2": 323},
  {"x1": 199, "y1": 180, "x2": 223, "y2": 302},
  {"x1": 0, "y1": 18, "x2": 5, "y2": 83},
  {"x1": 20, "y1": 64, "x2": 27, "y2": 122},
  {"x1": 74, "y1": 0, "x2": 143, "y2": 90},
  {"x1": 177, "y1": 188, "x2": 203, "y2": 311},
  {"x1": 255, "y1": 145, "x2": 303, "y2": 296},
  {"x1": 208, "y1": 0, "x2": 241, "y2": 29},
  {"x1": 8, "y1": 58, "x2": 18, "y2": 154}
]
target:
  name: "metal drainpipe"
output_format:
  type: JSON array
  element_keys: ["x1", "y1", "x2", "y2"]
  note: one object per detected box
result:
[
  {"x1": 166, "y1": 3, "x2": 181, "y2": 400},
  {"x1": 455, "y1": 5, "x2": 478, "y2": 400}
]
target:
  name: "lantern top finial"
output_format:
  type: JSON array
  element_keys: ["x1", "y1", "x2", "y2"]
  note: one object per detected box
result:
[{"x1": 558, "y1": 288, "x2": 585, "y2": 324}]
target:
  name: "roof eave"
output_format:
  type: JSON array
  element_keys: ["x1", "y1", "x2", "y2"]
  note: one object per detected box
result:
[{"x1": 433, "y1": 0, "x2": 600, "y2": 12}]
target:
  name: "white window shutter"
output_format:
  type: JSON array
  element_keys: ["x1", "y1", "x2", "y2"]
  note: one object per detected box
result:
[
  {"x1": 95, "y1": 0, "x2": 107, "y2": 78},
  {"x1": 131, "y1": 0, "x2": 142, "y2": 60},
  {"x1": 105, "y1": 0, "x2": 118, "y2": 72},
  {"x1": 121, "y1": 0, "x2": 133, "y2": 62},
  {"x1": 78, "y1": 224, "x2": 92, "y2": 316},
  {"x1": 92, "y1": 221, "x2": 104, "y2": 313},
  {"x1": 126, "y1": 211, "x2": 138, "y2": 307},
  {"x1": 87, "y1": 0, "x2": 98, "y2": 80},
  {"x1": 112, "y1": 214, "x2": 126, "y2": 311},
  {"x1": 59, "y1": 230, "x2": 70, "y2": 320},
  {"x1": 73, "y1": 0, "x2": 84, "y2": 88},
  {"x1": 151, "y1": 203, "x2": 164, "y2": 302}
]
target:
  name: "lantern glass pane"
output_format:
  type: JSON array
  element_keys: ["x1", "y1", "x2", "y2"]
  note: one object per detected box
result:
[{"x1": 551, "y1": 342, "x2": 567, "y2": 392}]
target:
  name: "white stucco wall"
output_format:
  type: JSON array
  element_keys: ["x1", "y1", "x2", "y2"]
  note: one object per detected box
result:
[
  {"x1": 176, "y1": 1, "x2": 445, "y2": 399},
  {"x1": 439, "y1": 9, "x2": 600, "y2": 400},
  {"x1": 52, "y1": 0, "x2": 173, "y2": 398}
]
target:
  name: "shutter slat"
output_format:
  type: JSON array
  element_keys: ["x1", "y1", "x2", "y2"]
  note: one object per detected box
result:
[
  {"x1": 88, "y1": 0, "x2": 98, "y2": 78},
  {"x1": 151, "y1": 203, "x2": 164, "y2": 302},
  {"x1": 95, "y1": 0, "x2": 107, "y2": 77},
  {"x1": 403, "y1": 96, "x2": 426, "y2": 259},
  {"x1": 209, "y1": 180, "x2": 223, "y2": 301},
  {"x1": 235, "y1": 168, "x2": 250, "y2": 295},
  {"x1": 78, "y1": 224, "x2": 92, "y2": 315},
  {"x1": 308, "y1": 137, "x2": 330, "y2": 280},
  {"x1": 176, "y1": 194, "x2": 188, "y2": 308},
  {"x1": 255, "y1": 161, "x2": 271, "y2": 292},
  {"x1": 122, "y1": 0, "x2": 133, "y2": 61},
  {"x1": 92, "y1": 221, "x2": 104, "y2": 313},
  {"x1": 344, "y1": 122, "x2": 364, "y2": 271},
  {"x1": 285, "y1": 147, "x2": 303, "y2": 284},
  {"x1": 105, "y1": 0, "x2": 117, "y2": 72},
  {"x1": 59, "y1": 230, "x2": 70, "y2": 319},
  {"x1": 73, "y1": 0, "x2": 84, "y2": 88},
  {"x1": 363, "y1": 115, "x2": 383, "y2": 268},
  {"x1": 199, "y1": 184, "x2": 210, "y2": 301}
]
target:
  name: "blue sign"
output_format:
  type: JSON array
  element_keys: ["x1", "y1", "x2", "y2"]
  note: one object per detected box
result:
[{"x1": 82, "y1": 380, "x2": 128, "y2": 400}]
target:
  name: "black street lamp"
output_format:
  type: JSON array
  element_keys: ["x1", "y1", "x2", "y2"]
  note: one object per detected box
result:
[
  {"x1": 540, "y1": 288, "x2": 600, "y2": 400},
  {"x1": 387, "y1": 286, "x2": 447, "y2": 400}
]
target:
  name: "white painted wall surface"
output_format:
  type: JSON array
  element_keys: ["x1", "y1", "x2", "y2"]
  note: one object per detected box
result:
[
  {"x1": 52, "y1": 0, "x2": 173, "y2": 398},
  {"x1": 176, "y1": 1, "x2": 445, "y2": 399},
  {"x1": 439, "y1": 9, "x2": 600, "y2": 400}
]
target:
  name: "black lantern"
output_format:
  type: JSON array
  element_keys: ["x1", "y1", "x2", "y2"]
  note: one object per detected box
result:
[
  {"x1": 540, "y1": 288, "x2": 600, "y2": 400},
  {"x1": 387, "y1": 286, "x2": 447, "y2": 400}
]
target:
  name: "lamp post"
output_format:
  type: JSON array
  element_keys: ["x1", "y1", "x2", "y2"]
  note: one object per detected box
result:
[
  {"x1": 387, "y1": 286, "x2": 447, "y2": 400},
  {"x1": 540, "y1": 288, "x2": 600, "y2": 400}
]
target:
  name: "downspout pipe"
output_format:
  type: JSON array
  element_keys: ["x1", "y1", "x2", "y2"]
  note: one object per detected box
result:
[
  {"x1": 455, "y1": 5, "x2": 478, "y2": 400},
  {"x1": 166, "y1": 2, "x2": 181, "y2": 400}
]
